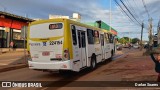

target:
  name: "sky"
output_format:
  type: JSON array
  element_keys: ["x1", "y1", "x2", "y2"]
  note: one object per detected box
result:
[{"x1": 0, "y1": 0, "x2": 159, "y2": 41}]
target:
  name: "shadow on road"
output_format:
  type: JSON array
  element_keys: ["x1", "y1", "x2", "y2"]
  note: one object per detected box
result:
[{"x1": 38, "y1": 59, "x2": 113, "y2": 89}]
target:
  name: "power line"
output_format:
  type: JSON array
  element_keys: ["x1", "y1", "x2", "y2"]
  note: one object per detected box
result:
[
  {"x1": 115, "y1": 5, "x2": 136, "y2": 25},
  {"x1": 124, "y1": 0, "x2": 142, "y2": 23},
  {"x1": 142, "y1": 0, "x2": 150, "y2": 19},
  {"x1": 114, "y1": 0, "x2": 140, "y2": 26},
  {"x1": 119, "y1": 0, "x2": 142, "y2": 26}
]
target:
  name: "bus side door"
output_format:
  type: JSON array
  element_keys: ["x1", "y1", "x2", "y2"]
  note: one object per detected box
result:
[{"x1": 78, "y1": 31, "x2": 87, "y2": 67}]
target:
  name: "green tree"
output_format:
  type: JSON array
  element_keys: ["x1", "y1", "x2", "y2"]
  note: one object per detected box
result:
[
  {"x1": 119, "y1": 37, "x2": 131, "y2": 44},
  {"x1": 131, "y1": 38, "x2": 140, "y2": 44},
  {"x1": 123, "y1": 37, "x2": 130, "y2": 42}
]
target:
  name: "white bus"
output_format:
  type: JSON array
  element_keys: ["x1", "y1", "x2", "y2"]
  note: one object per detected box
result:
[{"x1": 27, "y1": 19, "x2": 116, "y2": 72}]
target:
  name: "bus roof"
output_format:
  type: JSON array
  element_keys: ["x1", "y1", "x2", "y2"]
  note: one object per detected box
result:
[{"x1": 29, "y1": 18, "x2": 113, "y2": 34}]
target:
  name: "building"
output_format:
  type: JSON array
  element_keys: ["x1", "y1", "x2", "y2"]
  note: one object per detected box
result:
[
  {"x1": 84, "y1": 20, "x2": 118, "y2": 36},
  {"x1": 0, "y1": 11, "x2": 34, "y2": 48}
]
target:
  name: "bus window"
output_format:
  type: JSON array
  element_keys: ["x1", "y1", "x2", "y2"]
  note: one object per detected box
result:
[
  {"x1": 105, "y1": 33, "x2": 109, "y2": 44},
  {"x1": 94, "y1": 31, "x2": 100, "y2": 44},
  {"x1": 108, "y1": 34, "x2": 113, "y2": 43},
  {"x1": 81, "y1": 32, "x2": 86, "y2": 48},
  {"x1": 78, "y1": 31, "x2": 81, "y2": 48},
  {"x1": 100, "y1": 34, "x2": 104, "y2": 46},
  {"x1": 71, "y1": 25, "x2": 77, "y2": 45},
  {"x1": 87, "y1": 29, "x2": 94, "y2": 44}
]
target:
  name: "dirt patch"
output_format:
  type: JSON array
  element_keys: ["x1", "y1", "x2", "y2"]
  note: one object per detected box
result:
[{"x1": 122, "y1": 75, "x2": 157, "y2": 81}]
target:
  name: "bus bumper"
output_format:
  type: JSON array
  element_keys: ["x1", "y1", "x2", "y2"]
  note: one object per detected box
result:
[{"x1": 28, "y1": 60, "x2": 72, "y2": 70}]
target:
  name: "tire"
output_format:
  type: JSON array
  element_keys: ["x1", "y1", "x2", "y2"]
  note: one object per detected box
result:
[{"x1": 90, "y1": 56, "x2": 96, "y2": 70}]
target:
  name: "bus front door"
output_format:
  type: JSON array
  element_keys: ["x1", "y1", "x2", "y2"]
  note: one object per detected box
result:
[{"x1": 78, "y1": 31, "x2": 87, "y2": 67}]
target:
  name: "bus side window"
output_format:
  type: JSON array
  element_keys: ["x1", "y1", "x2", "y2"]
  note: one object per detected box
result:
[
  {"x1": 100, "y1": 34, "x2": 104, "y2": 46},
  {"x1": 87, "y1": 29, "x2": 94, "y2": 44},
  {"x1": 105, "y1": 33, "x2": 109, "y2": 44},
  {"x1": 110, "y1": 34, "x2": 113, "y2": 43},
  {"x1": 81, "y1": 32, "x2": 86, "y2": 48},
  {"x1": 78, "y1": 31, "x2": 81, "y2": 48},
  {"x1": 108, "y1": 34, "x2": 113, "y2": 43},
  {"x1": 94, "y1": 31, "x2": 100, "y2": 44},
  {"x1": 71, "y1": 25, "x2": 77, "y2": 45}
]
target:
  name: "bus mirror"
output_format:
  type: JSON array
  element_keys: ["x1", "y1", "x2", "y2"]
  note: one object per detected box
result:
[{"x1": 21, "y1": 26, "x2": 28, "y2": 39}]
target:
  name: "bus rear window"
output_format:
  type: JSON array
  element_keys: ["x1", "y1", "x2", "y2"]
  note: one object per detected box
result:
[{"x1": 49, "y1": 23, "x2": 63, "y2": 30}]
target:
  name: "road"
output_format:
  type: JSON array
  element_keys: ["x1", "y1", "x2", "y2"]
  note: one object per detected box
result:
[
  {"x1": 0, "y1": 52, "x2": 25, "y2": 66},
  {"x1": 0, "y1": 48, "x2": 158, "y2": 90}
]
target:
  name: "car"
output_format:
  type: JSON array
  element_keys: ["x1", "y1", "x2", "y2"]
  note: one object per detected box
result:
[
  {"x1": 123, "y1": 45, "x2": 129, "y2": 48},
  {"x1": 116, "y1": 44, "x2": 123, "y2": 50},
  {"x1": 123, "y1": 44, "x2": 130, "y2": 48},
  {"x1": 144, "y1": 44, "x2": 149, "y2": 49},
  {"x1": 133, "y1": 45, "x2": 140, "y2": 49}
]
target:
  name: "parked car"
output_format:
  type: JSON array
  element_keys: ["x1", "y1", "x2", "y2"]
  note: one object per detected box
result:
[
  {"x1": 133, "y1": 45, "x2": 140, "y2": 49},
  {"x1": 123, "y1": 44, "x2": 131, "y2": 48},
  {"x1": 144, "y1": 44, "x2": 149, "y2": 49},
  {"x1": 116, "y1": 44, "x2": 123, "y2": 50},
  {"x1": 123, "y1": 45, "x2": 129, "y2": 48}
]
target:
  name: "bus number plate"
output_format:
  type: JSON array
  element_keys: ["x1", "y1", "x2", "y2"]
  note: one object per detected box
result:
[{"x1": 42, "y1": 51, "x2": 50, "y2": 56}]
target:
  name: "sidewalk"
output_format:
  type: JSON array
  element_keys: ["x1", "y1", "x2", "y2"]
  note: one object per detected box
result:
[
  {"x1": 106, "y1": 49, "x2": 157, "y2": 81},
  {"x1": 0, "y1": 49, "x2": 28, "y2": 73},
  {"x1": 0, "y1": 48, "x2": 26, "y2": 54}
]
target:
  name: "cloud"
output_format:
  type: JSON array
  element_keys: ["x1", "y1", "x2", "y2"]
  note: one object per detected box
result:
[{"x1": 0, "y1": 0, "x2": 159, "y2": 40}]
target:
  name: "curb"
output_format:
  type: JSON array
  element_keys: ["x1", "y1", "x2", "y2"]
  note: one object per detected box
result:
[{"x1": 0, "y1": 64, "x2": 28, "y2": 73}]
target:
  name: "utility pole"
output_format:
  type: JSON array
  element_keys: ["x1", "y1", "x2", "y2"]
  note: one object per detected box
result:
[
  {"x1": 148, "y1": 18, "x2": 153, "y2": 50},
  {"x1": 140, "y1": 22, "x2": 144, "y2": 51}
]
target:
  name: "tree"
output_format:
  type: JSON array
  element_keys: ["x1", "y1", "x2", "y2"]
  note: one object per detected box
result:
[
  {"x1": 131, "y1": 38, "x2": 140, "y2": 44},
  {"x1": 119, "y1": 37, "x2": 131, "y2": 44},
  {"x1": 123, "y1": 37, "x2": 130, "y2": 42}
]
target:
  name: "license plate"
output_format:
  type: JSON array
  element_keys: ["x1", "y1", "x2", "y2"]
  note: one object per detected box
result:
[{"x1": 42, "y1": 51, "x2": 50, "y2": 56}]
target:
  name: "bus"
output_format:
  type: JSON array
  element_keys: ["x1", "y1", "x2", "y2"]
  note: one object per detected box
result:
[{"x1": 27, "y1": 18, "x2": 116, "y2": 72}]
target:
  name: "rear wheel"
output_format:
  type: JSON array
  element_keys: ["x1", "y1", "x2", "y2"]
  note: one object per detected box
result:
[{"x1": 90, "y1": 56, "x2": 96, "y2": 70}]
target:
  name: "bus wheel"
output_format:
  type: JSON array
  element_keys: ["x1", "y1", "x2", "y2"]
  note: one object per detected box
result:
[{"x1": 90, "y1": 56, "x2": 96, "y2": 70}]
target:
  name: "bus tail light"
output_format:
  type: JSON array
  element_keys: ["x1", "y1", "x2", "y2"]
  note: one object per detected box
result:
[{"x1": 63, "y1": 49, "x2": 70, "y2": 60}]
